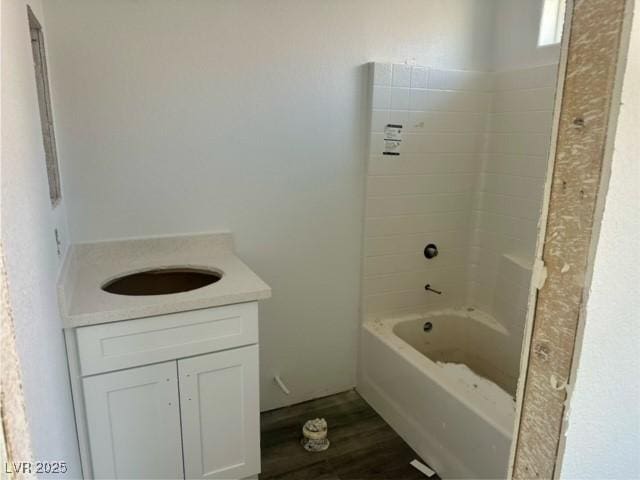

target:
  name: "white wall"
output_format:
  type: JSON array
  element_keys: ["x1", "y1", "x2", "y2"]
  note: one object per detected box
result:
[
  {"x1": 41, "y1": 0, "x2": 497, "y2": 410},
  {"x1": 0, "y1": 0, "x2": 80, "y2": 476},
  {"x1": 492, "y1": 0, "x2": 562, "y2": 70},
  {"x1": 559, "y1": 5, "x2": 640, "y2": 478}
]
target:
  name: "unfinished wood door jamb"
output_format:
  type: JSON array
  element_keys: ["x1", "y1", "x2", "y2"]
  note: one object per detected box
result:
[{"x1": 510, "y1": 0, "x2": 632, "y2": 478}]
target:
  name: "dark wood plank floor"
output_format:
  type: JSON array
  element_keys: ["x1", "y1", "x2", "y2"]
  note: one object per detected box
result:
[{"x1": 260, "y1": 390, "x2": 440, "y2": 480}]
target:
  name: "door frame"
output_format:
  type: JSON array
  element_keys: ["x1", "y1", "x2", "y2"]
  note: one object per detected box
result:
[{"x1": 509, "y1": 0, "x2": 635, "y2": 478}]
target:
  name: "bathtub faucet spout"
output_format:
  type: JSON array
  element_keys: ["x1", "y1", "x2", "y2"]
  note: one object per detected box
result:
[{"x1": 424, "y1": 284, "x2": 442, "y2": 295}]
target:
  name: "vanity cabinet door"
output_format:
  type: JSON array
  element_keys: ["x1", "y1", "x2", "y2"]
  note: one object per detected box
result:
[
  {"x1": 179, "y1": 345, "x2": 260, "y2": 480},
  {"x1": 82, "y1": 361, "x2": 184, "y2": 479}
]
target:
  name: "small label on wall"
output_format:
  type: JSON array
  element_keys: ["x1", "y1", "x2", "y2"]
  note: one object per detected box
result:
[{"x1": 383, "y1": 124, "x2": 402, "y2": 156}]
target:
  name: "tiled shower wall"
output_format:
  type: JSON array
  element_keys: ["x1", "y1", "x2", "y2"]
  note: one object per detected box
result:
[
  {"x1": 469, "y1": 64, "x2": 558, "y2": 336},
  {"x1": 363, "y1": 63, "x2": 491, "y2": 316},
  {"x1": 362, "y1": 62, "x2": 557, "y2": 323}
]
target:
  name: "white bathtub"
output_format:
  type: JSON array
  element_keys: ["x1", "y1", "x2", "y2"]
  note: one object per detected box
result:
[{"x1": 358, "y1": 308, "x2": 517, "y2": 479}]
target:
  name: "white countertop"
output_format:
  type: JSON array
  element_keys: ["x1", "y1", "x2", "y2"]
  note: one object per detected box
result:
[{"x1": 58, "y1": 233, "x2": 271, "y2": 328}]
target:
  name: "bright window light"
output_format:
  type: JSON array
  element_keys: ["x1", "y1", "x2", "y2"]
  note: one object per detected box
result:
[{"x1": 538, "y1": 0, "x2": 566, "y2": 47}]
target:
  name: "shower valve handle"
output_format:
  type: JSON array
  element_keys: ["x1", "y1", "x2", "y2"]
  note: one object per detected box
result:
[{"x1": 424, "y1": 244, "x2": 438, "y2": 259}]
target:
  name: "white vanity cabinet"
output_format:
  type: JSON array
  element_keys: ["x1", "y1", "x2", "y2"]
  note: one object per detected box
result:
[{"x1": 66, "y1": 302, "x2": 261, "y2": 480}]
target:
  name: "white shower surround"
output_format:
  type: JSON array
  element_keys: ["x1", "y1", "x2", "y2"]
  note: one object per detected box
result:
[
  {"x1": 469, "y1": 64, "x2": 558, "y2": 337},
  {"x1": 359, "y1": 61, "x2": 558, "y2": 477},
  {"x1": 362, "y1": 61, "x2": 557, "y2": 327},
  {"x1": 363, "y1": 63, "x2": 490, "y2": 317}
]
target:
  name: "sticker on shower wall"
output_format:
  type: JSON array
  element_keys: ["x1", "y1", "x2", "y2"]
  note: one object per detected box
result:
[{"x1": 383, "y1": 124, "x2": 402, "y2": 156}]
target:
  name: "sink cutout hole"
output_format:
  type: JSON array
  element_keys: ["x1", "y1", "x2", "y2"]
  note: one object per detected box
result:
[{"x1": 101, "y1": 267, "x2": 222, "y2": 296}]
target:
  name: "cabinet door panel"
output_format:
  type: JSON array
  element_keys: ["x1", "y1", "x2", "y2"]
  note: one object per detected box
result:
[
  {"x1": 83, "y1": 362, "x2": 184, "y2": 479},
  {"x1": 179, "y1": 346, "x2": 259, "y2": 479}
]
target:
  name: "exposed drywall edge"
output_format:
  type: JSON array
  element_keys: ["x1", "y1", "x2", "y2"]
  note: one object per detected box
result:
[
  {"x1": 511, "y1": 0, "x2": 629, "y2": 478},
  {"x1": 530, "y1": 258, "x2": 548, "y2": 290},
  {"x1": 40, "y1": 1, "x2": 72, "y2": 261},
  {"x1": 553, "y1": 0, "x2": 637, "y2": 476},
  {"x1": 506, "y1": 1, "x2": 573, "y2": 475}
]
